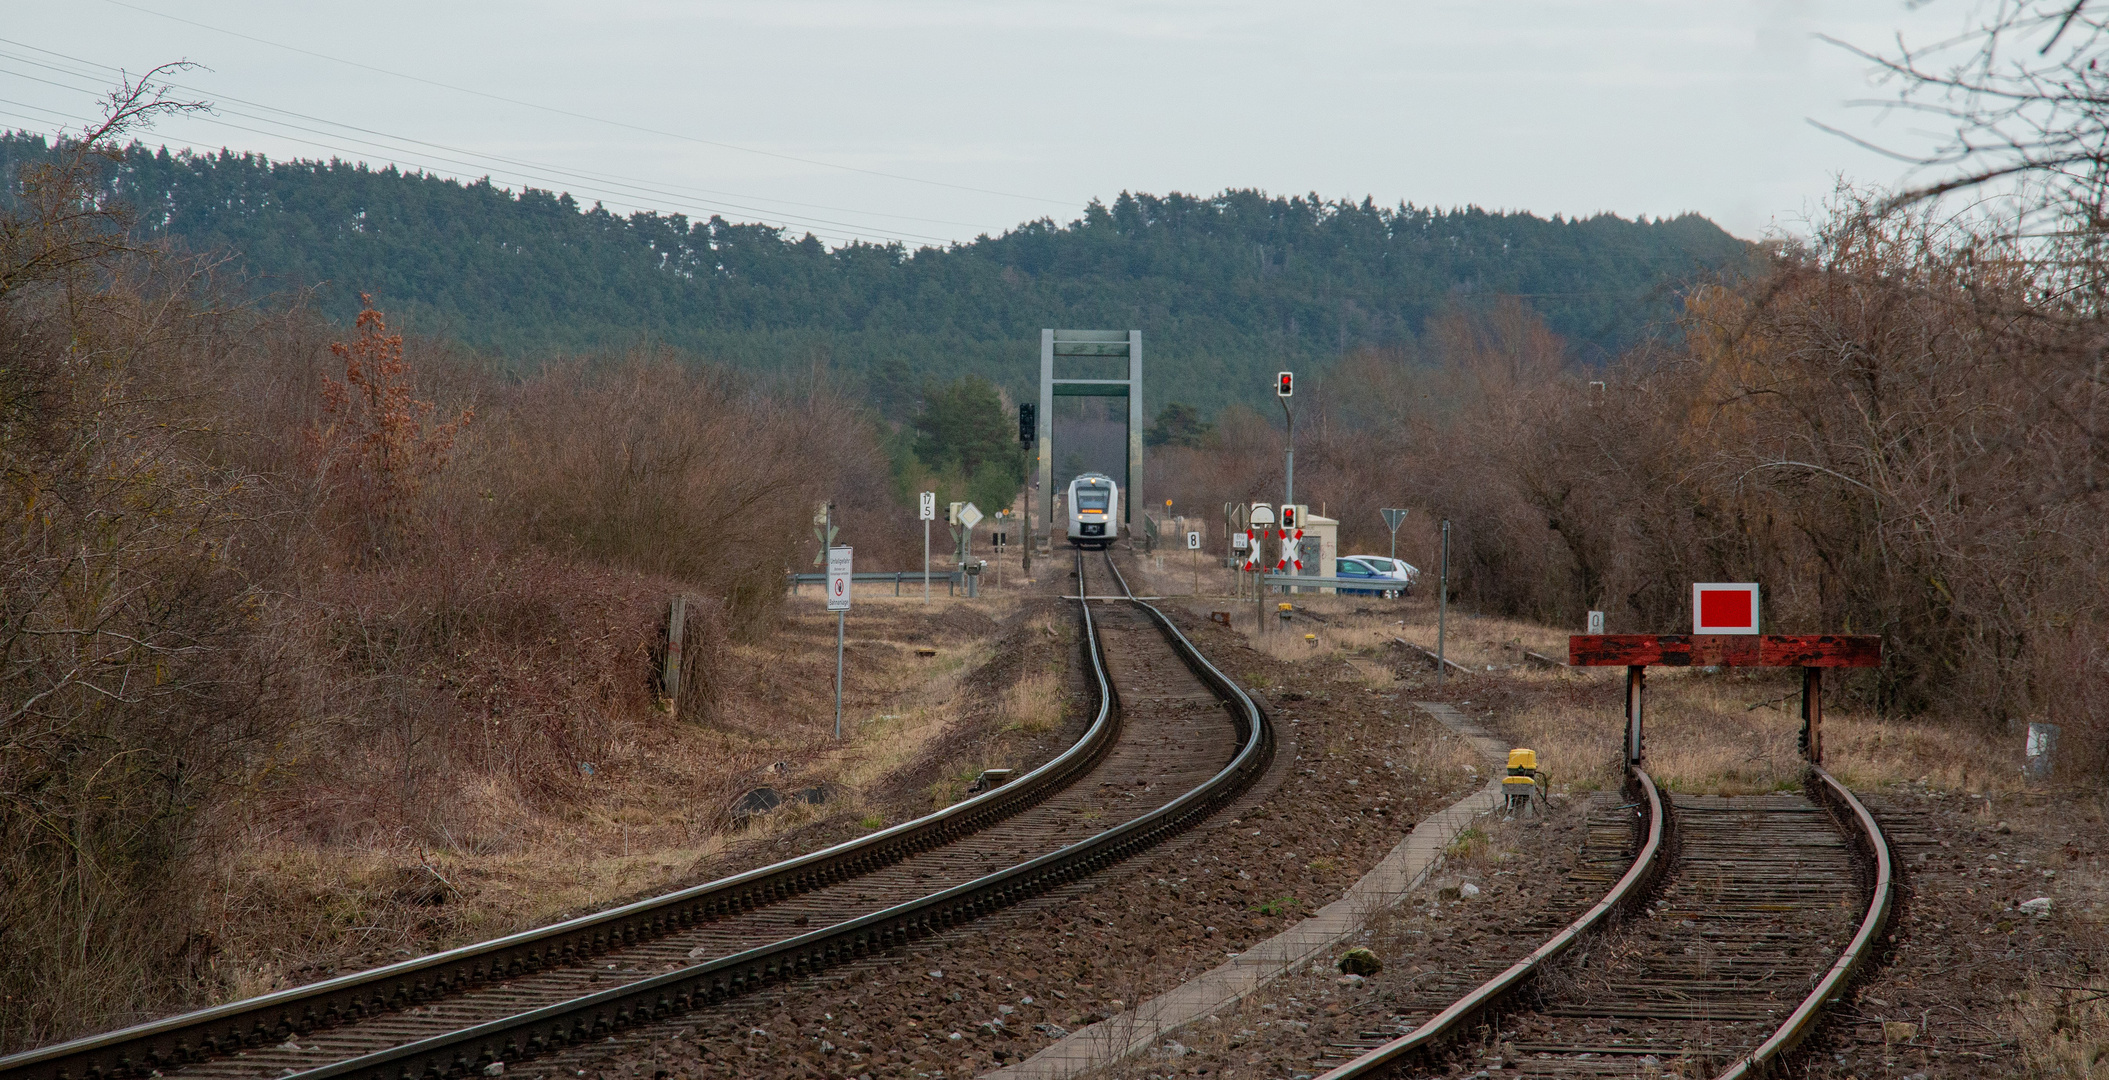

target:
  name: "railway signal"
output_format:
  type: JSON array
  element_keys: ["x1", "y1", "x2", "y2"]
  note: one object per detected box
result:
[
  {"x1": 1018, "y1": 402, "x2": 1037, "y2": 447},
  {"x1": 1692, "y1": 582, "x2": 1761, "y2": 634},
  {"x1": 1276, "y1": 372, "x2": 1296, "y2": 523}
]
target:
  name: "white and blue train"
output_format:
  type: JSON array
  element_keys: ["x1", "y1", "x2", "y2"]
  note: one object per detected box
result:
[{"x1": 1065, "y1": 473, "x2": 1119, "y2": 549}]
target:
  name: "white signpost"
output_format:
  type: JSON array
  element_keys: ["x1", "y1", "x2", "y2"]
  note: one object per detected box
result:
[
  {"x1": 828, "y1": 545, "x2": 852, "y2": 739},
  {"x1": 919, "y1": 491, "x2": 936, "y2": 603},
  {"x1": 1587, "y1": 610, "x2": 1606, "y2": 635},
  {"x1": 1187, "y1": 529, "x2": 1201, "y2": 595},
  {"x1": 956, "y1": 502, "x2": 984, "y2": 595},
  {"x1": 1381, "y1": 507, "x2": 1409, "y2": 563}
]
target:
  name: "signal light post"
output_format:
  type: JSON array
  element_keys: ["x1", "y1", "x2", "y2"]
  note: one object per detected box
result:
[{"x1": 1277, "y1": 371, "x2": 1295, "y2": 511}]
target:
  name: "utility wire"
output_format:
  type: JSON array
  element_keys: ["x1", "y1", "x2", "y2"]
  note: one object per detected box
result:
[
  {"x1": 0, "y1": 63, "x2": 960, "y2": 246},
  {"x1": 0, "y1": 51, "x2": 975, "y2": 245},
  {"x1": 0, "y1": 38, "x2": 1008, "y2": 236},
  {"x1": 94, "y1": 0, "x2": 1073, "y2": 208}
]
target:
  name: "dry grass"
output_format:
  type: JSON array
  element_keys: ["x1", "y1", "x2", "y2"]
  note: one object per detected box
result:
[
  {"x1": 2011, "y1": 974, "x2": 2109, "y2": 1079},
  {"x1": 1160, "y1": 575, "x2": 2032, "y2": 800}
]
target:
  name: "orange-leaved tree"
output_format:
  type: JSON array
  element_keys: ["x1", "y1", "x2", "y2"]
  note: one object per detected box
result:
[{"x1": 305, "y1": 297, "x2": 471, "y2": 561}]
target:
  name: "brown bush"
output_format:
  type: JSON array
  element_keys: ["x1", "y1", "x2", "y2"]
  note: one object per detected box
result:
[{"x1": 1152, "y1": 204, "x2": 2109, "y2": 767}]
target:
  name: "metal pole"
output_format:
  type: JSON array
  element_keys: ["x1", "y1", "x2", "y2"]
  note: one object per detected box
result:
[
  {"x1": 1800, "y1": 666, "x2": 1823, "y2": 764},
  {"x1": 1437, "y1": 519, "x2": 1450, "y2": 684},
  {"x1": 1625, "y1": 665, "x2": 1645, "y2": 767},
  {"x1": 923, "y1": 518, "x2": 930, "y2": 603},
  {"x1": 1280, "y1": 396, "x2": 1296, "y2": 511},
  {"x1": 835, "y1": 610, "x2": 845, "y2": 740}
]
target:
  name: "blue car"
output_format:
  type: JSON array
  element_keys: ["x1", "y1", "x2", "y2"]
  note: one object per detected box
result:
[{"x1": 1334, "y1": 558, "x2": 1390, "y2": 597}]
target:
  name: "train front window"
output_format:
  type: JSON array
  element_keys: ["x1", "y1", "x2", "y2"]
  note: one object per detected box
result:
[{"x1": 1077, "y1": 487, "x2": 1110, "y2": 512}]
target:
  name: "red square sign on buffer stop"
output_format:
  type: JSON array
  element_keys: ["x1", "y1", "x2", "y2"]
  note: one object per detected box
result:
[{"x1": 1692, "y1": 583, "x2": 1760, "y2": 635}]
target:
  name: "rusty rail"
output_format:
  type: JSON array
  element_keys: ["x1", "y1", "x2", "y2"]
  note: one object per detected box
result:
[
  {"x1": 1314, "y1": 765, "x2": 1670, "y2": 1080},
  {"x1": 1, "y1": 553, "x2": 1138, "y2": 1080},
  {"x1": 5, "y1": 550, "x2": 1275, "y2": 1080},
  {"x1": 1710, "y1": 765, "x2": 1895, "y2": 1080}
]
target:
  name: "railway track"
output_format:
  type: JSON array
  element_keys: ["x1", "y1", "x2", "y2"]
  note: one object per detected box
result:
[
  {"x1": 1313, "y1": 763, "x2": 1892, "y2": 1080},
  {"x1": 0, "y1": 551, "x2": 1273, "y2": 1080}
]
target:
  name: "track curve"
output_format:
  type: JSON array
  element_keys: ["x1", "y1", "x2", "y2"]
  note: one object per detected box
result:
[
  {"x1": 1316, "y1": 762, "x2": 1893, "y2": 1080},
  {"x1": 1, "y1": 550, "x2": 1274, "y2": 1080}
]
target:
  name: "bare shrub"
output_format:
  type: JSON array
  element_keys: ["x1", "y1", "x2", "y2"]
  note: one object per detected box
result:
[{"x1": 0, "y1": 79, "x2": 265, "y2": 1046}]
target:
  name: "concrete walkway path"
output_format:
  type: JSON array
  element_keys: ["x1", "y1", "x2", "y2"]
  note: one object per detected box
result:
[{"x1": 984, "y1": 702, "x2": 1509, "y2": 1079}]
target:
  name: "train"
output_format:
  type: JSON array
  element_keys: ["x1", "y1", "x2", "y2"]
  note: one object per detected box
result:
[{"x1": 1065, "y1": 472, "x2": 1119, "y2": 548}]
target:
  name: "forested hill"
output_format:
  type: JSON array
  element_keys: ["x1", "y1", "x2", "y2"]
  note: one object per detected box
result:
[{"x1": 1, "y1": 133, "x2": 1751, "y2": 412}]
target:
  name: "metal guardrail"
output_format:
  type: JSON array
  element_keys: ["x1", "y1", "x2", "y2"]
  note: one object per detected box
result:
[
  {"x1": 1314, "y1": 766, "x2": 1670, "y2": 1079},
  {"x1": 0, "y1": 566, "x2": 1124, "y2": 1080},
  {"x1": 1260, "y1": 573, "x2": 1410, "y2": 594},
  {"x1": 1711, "y1": 766, "x2": 1895, "y2": 1080},
  {"x1": 786, "y1": 570, "x2": 964, "y2": 596}
]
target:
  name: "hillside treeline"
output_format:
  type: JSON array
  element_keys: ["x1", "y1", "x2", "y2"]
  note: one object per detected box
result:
[
  {"x1": 1157, "y1": 199, "x2": 2109, "y2": 760},
  {"x1": 0, "y1": 112, "x2": 921, "y2": 1047},
  {"x1": 0, "y1": 132, "x2": 1750, "y2": 413}
]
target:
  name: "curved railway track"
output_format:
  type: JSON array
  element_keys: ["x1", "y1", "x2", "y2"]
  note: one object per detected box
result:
[
  {"x1": 0, "y1": 551, "x2": 1273, "y2": 1080},
  {"x1": 1314, "y1": 763, "x2": 1892, "y2": 1080}
]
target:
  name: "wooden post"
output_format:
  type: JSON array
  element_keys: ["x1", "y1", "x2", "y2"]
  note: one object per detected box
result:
[
  {"x1": 665, "y1": 595, "x2": 686, "y2": 715},
  {"x1": 1625, "y1": 665, "x2": 1645, "y2": 768},
  {"x1": 1800, "y1": 665, "x2": 1822, "y2": 764}
]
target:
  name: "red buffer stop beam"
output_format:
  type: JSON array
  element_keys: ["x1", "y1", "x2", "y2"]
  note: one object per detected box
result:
[{"x1": 1568, "y1": 634, "x2": 1882, "y2": 767}]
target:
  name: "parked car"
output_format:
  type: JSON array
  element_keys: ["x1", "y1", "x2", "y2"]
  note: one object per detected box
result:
[{"x1": 1337, "y1": 556, "x2": 1418, "y2": 597}]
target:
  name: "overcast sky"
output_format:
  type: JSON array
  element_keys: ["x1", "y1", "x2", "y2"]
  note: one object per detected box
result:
[{"x1": 2, "y1": 1, "x2": 1976, "y2": 248}]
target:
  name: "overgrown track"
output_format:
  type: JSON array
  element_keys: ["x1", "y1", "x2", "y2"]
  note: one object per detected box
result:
[
  {"x1": 1, "y1": 550, "x2": 1273, "y2": 1080},
  {"x1": 1316, "y1": 765, "x2": 1893, "y2": 1080}
]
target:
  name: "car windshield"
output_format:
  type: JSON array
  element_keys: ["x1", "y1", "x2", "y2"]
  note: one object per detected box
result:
[{"x1": 1077, "y1": 486, "x2": 1110, "y2": 511}]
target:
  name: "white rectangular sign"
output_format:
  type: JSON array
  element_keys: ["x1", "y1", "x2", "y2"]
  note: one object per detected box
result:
[
  {"x1": 1587, "y1": 610, "x2": 1605, "y2": 635},
  {"x1": 1187, "y1": 530, "x2": 1201, "y2": 550},
  {"x1": 919, "y1": 491, "x2": 936, "y2": 521},
  {"x1": 1692, "y1": 582, "x2": 1759, "y2": 635},
  {"x1": 1232, "y1": 533, "x2": 1249, "y2": 550},
  {"x1": 827, "y1": 546, "x2": 854, "y2": 611}
]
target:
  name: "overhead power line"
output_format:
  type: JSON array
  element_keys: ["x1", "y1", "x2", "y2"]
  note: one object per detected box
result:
[
  {"x1": 0, "y1": 49, "x2": 982, "y2": 247},
  {"x1": 95, "y1": 0, "x2": 1073, "y2": 209}
]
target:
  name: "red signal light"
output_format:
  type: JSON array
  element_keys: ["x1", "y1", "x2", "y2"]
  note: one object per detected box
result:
[{"x1": 1276, "y1": 371, "x2": 1294, "y2": 397}]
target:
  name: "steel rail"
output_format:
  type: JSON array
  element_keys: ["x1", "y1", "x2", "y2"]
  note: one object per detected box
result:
[
  {"x1": 1, "y1": 556, "x2": 1133, "y2": 1080},
  {"x1": 261, "y1": 549, "x2": 1271, "y2": 1080},
  {"x1": 1710, "y1": 765, "x2": 1895, "y2": 1080},
  {"x1": 1313, "y1": 765, "x2": 1670, "y2": 1080},
  {"x1": 56, "y1": 550, "x2": 1274, "y2": 1080}
]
